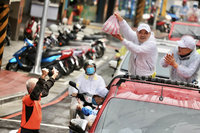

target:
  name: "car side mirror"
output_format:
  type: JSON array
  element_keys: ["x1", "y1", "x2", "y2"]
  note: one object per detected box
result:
[
  {"x1": 109, "y1": 60, "x2": 118, "y2": 69},
  {"x1": 115, "y1": 49, "x2": 119, "y2": 53}
]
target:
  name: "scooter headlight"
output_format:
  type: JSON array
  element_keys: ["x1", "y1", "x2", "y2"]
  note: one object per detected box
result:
[{"x1": 165, "y1": 14, "x2": 172, "y2": 21}]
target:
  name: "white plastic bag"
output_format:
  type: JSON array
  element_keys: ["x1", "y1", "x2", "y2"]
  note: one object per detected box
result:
[{"x1": 102, "y1": 15, "x2": 120, "y2": 35}]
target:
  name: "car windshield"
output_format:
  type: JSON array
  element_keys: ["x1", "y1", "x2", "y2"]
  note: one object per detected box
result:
[
  {"x1": 171, "y1": 24, "x2": 200, "y2": 40},
  {"x1": 120, "y1": 52, "x2": 170, "y2": 78},
  {"x1": 95, "y1": 98, "x2": 200, "y2": 133}
]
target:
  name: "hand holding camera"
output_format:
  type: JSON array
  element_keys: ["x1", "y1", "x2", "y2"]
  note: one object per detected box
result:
[
  {"x1": 51, "y1": 67, "x2": 59, "y2": 79},
  {"x1": 41, "y1": 67, "x2": 59, "y2": 79},
  {"x1": 41, "y1": 68, "x2": 49, "y2": 79}
]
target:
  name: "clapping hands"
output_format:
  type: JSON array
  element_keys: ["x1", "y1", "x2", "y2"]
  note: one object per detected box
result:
[
  {"x1": 41, "y1": 68, "x2": 49, "y2": 79},
  {"x1": 164, "y1": 53, "x2": 178, "y2": 68}
]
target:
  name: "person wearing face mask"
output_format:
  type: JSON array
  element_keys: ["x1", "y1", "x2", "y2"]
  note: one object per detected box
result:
[
  {"x1": 112, "y1": 12, "x2": 158, "y2": 77},
  {"x1": 69, "y1": 60, "x2": 108, "y2": 120},
  {"x1": 160, "y1": 35, "x2": 200, "y2": 83},
  {"x1": 187, "y1": 1, "x2": 200, "y2": 22}
]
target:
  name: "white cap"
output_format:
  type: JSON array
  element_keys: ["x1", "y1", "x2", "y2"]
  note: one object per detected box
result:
[
  {"x1": 177, "y1": 35, "x2": 196, "y2": 50},
  {"x1": 137, "y1": 23, "x2": 151, "y2": 32}
]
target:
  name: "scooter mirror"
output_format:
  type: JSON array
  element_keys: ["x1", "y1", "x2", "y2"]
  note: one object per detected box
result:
[
  {"x1": 69, "y1": 81, "x2": 78, "y2": 90},
  {"x1": 115, "y1": 49, "x2": 119, "y2": 53}
]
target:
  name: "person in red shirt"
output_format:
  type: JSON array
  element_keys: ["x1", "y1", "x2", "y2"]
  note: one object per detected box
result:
[{"x1": 17, "y1": 67, "x2": 58, "y2": 133}]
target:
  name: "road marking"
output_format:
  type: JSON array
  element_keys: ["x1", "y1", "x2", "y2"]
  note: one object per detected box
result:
[
  {"x1": 0, "y1": 118, "x2": 69, "y2": 129},
  {"x1": 2, "y1": 91, "x2": 69, "y2": 119}
]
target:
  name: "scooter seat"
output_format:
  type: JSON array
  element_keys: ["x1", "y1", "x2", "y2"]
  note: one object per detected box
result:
[
  {"x1": 83, "y1": 35, "x2": 105, "y2": 40},
  {"x1": 42, "y1": 51, "x2": 61, "y2": 58}
]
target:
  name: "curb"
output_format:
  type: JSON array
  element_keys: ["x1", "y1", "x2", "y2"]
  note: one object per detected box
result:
[{"x1": 0, "y1": 92, "x2": 25, "y2": 105}]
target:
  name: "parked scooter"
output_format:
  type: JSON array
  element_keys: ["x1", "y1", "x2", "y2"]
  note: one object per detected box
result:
[
  {"x1": 54, "y1": 23, "x2": 106, "y2": 59},
  {"x1": 42, "y1": 48, "x2": 76, "y2": 76},
  {"x1": 44, "y1": 33, "x2": 59, "y2": 48},
  {"x1": 145, "y1": 13, "x2": 171, "y2": 33},
  {"x1": 71, "y1": 24, "x2": 107, "y2": 58},
  {"x1": 45, "y1": 32, "x2": 96, "y2": 60},
  {"x1": 66, "y1": 29, "x2": 105, "y2": 59},
  {"x1": 24, "y1": 17, "x2": 40, "y2": 40},
  {"x1": 57, "y1": 30, "x2": 70, "y2": 46},
  {"x1": 72, "y1": 24, "x2": 106, "y2": 41},
  {"x1": 45, "y1": 46, "x2": 86, "y2": 71},
  {"x1": 6, "y1": 38, "x2": 76, "y2": 79},
  {"x1": 72, "y1": 48, "x2": 86, "y2": 70}
]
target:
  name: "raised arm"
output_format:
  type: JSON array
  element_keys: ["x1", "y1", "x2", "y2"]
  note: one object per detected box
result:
[
  {"x1": 30, "y1": 68, "x2": 58, "y2": 100},
  {"x1": 41, "y1": 67, "x2": 58, "y2": 97},
  {"x1": 114, "y1": 12, "x2": 137, "y2": 42}
]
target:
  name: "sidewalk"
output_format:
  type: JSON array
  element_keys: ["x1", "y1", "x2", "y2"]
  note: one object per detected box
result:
[{"x1": 0, "y1": 70, "x2": 31, "y2": 101}]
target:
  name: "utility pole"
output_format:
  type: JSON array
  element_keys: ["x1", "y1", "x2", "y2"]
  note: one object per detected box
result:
[
  {"x1": 153, "y1": 0, "x2": 161, "y2": 30},
  {"x1": 0, "y1": 1, "x2": 9, "y2": 70},
  {"x1": 96, "y1": 0, "x2": 107, "y2": 23},
  {"x1": 133, "y1": 0, "x2": 145, "y2": 27},
  {"x1": 106, "y1": 0, "x2": 117, "y2": 20},
  {"x1": 161, "y1": 0, "x2": 168, "y2": 17},
  {"x1": 31, "y1": 0, "x2": 49, "y2": 75}
]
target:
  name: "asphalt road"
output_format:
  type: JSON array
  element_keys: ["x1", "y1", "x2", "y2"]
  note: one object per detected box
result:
[{"x1": 0, "y1": 39, "x2": 121, "y2": 133}]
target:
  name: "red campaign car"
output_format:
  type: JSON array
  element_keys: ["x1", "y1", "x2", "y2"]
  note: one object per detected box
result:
[
  {"x1": 89, "y1": 75, "x2": 200, "y2": 133},
  {"x1": 168, "y1": 21, "x2": 200, "y2": 47}
]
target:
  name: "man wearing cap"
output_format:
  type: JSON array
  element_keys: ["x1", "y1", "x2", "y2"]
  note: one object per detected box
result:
[
  {"x1": 178, "y1": 0, "x2": 189, "y2": 21},
  {"x1": 112, "y1": 12, "x2": 158, "y2": 77},
  {"x1": 160, "y1": 35, "x2": 200, "y2": 83}
]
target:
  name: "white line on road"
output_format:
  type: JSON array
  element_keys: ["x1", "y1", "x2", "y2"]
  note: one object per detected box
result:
[{"x1": 0, "y1": 118, "x2": 69, "y2": 129}]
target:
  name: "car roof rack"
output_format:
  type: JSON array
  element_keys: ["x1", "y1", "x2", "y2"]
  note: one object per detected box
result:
[{"x1": 108, "y1": 74, "x2": 200, "y2": 92}]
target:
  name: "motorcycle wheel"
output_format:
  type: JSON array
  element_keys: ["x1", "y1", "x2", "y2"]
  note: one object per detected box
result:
[
  {"x1": 94, "y1": 41, "x2": 105, "y2": 58},
  {"x1": 78, "y1": 56, "x2": 85, "y2": 69},
  {"x1": 74, "y1": 56, "x2": 81, "y2": 70},
  {"x1": 6, "y1": 63, "x2": 19, "y2": 71},
  {"x1": 94, "y1": 45, "x2": 104, "y2": 58},
  {"x1": 75, "y1": 56, "x2": 85, "y2": 70},
  {"x1": 64, "y1": 58, "x2": 76, "y2": 73}
]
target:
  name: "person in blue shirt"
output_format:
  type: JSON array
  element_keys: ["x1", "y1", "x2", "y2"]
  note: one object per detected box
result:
[
  {"x1": 179, "y1": 0, "x2": 189, "y2": 21},
  {"x1": 77, "y1": 95, "x2": 104, "y2": 116}
]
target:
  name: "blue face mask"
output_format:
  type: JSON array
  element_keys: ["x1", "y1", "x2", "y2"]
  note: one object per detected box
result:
[
  {"x1": 92, "y1": 97, "x2": 98, "y2": 105},
  {"x1": 86, "y1": 67, "x2": 95, "y2": 75}
]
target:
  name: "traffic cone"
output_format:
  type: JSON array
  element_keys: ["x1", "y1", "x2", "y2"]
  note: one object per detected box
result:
[{"x1": 67, "y1": 12, "x2": 74, "y2": 25}]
